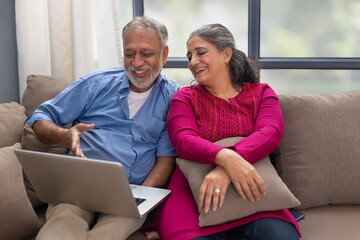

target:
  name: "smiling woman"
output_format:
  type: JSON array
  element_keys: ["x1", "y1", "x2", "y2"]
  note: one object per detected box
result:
[
  {"x1": 186, "y1": 36, "x2": 231, "y2": 87},
  {"x1": 154, "y1": 23, "x2": 301, "y2": 240},
  {"x1": 186, "y1": 24, "x2": 259, "y2": 95}
]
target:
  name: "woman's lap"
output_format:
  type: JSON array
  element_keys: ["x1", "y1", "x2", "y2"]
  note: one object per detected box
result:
[{"x1": 192, "y1": 217, "x2": 299, "y2": 240}]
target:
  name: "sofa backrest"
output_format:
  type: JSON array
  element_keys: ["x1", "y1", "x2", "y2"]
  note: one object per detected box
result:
[{"x1": 273, "y1": 90, "x2": 360, "y2": 209}]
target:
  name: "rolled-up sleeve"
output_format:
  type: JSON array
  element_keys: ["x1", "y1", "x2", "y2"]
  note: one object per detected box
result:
[{"x1": 25, "y1": 78, "x2": 93, "y2": 127}]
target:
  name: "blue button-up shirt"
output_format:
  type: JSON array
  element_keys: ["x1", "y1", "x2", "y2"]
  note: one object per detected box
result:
[{"x1": 25, "y1": 67, "x2": 180, "y2": 184}]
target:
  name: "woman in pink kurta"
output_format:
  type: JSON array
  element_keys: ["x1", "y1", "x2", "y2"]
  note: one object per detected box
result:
[{"x1": 155, "y1": 24, "x2": 301, "y2": 240}]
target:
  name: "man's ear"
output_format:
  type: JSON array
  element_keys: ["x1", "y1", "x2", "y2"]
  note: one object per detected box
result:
[
  {"x1": 162, "y1": 46, "x2": 169, "y2": 65},
  {"x1": 223, "y1": 47, "x2": 233, "y2": 64}
]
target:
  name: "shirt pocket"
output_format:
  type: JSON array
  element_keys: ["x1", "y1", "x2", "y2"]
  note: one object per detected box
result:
[{"x1": 140, "y1": 116, "x2": 166, "y2": 144}]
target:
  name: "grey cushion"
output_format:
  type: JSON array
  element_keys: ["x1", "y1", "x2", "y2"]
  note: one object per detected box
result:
[
  {"x1": 177, "y1": 137, "x2": 300, "y2": 227},
  {"x1": 274, "y1": 90, "x2": 360, "y2": 209},
  {"x1": 0, "y1": 102, "x2": 26, "y2": 148},
  {"x1": 0, "y1": 143, "x2": 40, "y2": 240},
  {"x1": 22, "y1": 75, "x2": 70, "y2": 116}
]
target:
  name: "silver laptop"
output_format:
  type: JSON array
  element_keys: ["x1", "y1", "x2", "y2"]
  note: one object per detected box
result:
[{"x1": 14, "y1": 149, "x2": 171, "y2": 218}]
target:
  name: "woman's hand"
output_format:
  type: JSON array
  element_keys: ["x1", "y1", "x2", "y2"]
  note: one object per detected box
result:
[
  {"x1": 199, "y1": 166, "x2": 231, "y2": 214},
  {"x1": 215, "y1": 148, "x2": 266, "y2": 202}
]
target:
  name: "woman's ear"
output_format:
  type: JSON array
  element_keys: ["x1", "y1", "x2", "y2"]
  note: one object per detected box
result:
[{"x1": 223, "y1": 47, "x2": 233, "y2": 64}]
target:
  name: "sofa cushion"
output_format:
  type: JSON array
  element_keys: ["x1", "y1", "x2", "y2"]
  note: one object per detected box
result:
[
  {"x1": 298, "y1": 205, "x2": 360, "y2": 240},
  {"x1": 21, "y1": 124, "x2": 69, "y2": 208},
  {"x1": 22, "y1": 75, "x2": 71, "y2": 116},
  {"x1": 177, "y1": 137, "x2": 300, "y2": 227},
  {"x1": 0, "y1": 102, "x2": 26, "y2": 148},
  {"x1": 274, "y1": 90, "x2": 360, "y2": 209},
  {"x1": 0, "y1": 143, "x2": 41, "y2": 240}
]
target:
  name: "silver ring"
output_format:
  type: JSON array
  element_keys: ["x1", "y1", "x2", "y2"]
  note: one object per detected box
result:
[
  {"x1": 249, "y1": 183, "x2": 255, "y2": 187},
  {"x1": 214, "y1": 188, "x2": 221, "y2": 194}
]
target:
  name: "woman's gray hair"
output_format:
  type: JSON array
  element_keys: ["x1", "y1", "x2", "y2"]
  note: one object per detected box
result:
[
  {"x1": 122, "y1": 16, "x2": 168, "y2": 50},
  {"x1": 188, "y1": 24, "x2": 259, "y2": 84}
]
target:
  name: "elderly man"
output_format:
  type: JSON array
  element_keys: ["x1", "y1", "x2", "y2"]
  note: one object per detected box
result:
[{"x1": 25, "y1": 16, "x2": 179, "y2": 240}]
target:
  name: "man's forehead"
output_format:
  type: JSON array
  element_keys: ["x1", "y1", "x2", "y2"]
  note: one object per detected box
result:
[
  {"x1": 123, "y1": 30, "x2": 162, "y2": 51},
  {"x1": 124, "y1": 47, "x2": 154, "y2": 52}
]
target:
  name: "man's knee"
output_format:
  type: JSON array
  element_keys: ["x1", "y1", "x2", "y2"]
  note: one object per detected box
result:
[
  {"x1": 46, "y1": 203, "x2": 93, "y2": 223},
  {"x1": 36, "y1": 215, "x2": 90, "y2": 240}
]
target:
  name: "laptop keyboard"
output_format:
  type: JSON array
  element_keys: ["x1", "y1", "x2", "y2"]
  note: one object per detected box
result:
[{"x1": 134, "y1": 197, "x2": 146, "y2": 206}]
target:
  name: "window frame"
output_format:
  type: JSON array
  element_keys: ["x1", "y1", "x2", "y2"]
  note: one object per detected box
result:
[{"x1": 132, "y1": 0, "x2": 360, "y2": 70}]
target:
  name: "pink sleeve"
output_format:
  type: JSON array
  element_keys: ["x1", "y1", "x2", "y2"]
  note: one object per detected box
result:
[
  {"x1": 167, "y1": 85, "x2": 284, "y2": 165},
  {"x1": 167, "y1": 88, "x2": 224, "y2": 165},
  {"x1": 232, "y1": 85, "x2": 284, "y2": 164}
]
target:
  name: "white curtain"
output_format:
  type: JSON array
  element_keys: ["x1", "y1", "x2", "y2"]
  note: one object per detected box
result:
[{"x1": 15, "y1": 0, "x2": 123, "y2": 99}]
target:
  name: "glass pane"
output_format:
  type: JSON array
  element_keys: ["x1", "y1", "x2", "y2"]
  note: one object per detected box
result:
[
  {"x1": 116, "y1": 1, "x2": 133, "y2": 34},
  {"x1": 161, "y1": 68, "x2": 194, "y2": 87},
  {"x1": 144, "y1": 0, "x2": 248, "y2": 57},
  {"x1": 261, "y1": 0, "x2": 360, "y2": 57},
  {"x1": 261, "y1": 69, "x2": 360, "y2": 94}
]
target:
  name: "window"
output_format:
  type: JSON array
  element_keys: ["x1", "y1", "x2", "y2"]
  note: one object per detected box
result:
[
  {"x1": 127, "y1": 0, "x2": 360, "y2": 92},
  {"x1": 144, "y1": 0, "x2": 248, "y2": 57},
  {"x1": 262, "y1": 69, "x2": 360, "y2": 94},
  {"x1": 116, "y1": 1, "x2": 133, "y2": 37},
  {"x1": 261, "y1": 0, "x2": 360, "y2": 58},
  {"x1": 161, "y1": 68, "x2": 194, "y2": 87}
]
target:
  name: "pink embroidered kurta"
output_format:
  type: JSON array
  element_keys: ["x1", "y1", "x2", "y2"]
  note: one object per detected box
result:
[{"x1": 156, "y1": 83, "x2": 300, "y2": 240}]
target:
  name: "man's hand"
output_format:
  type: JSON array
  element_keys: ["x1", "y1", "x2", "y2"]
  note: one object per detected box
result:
[
  {"x1": 32, "y1": 120, "x2": 94, "y2": 158},
  {"x1": 67, "y1": 123, "x2": 95, "y2": 158}
]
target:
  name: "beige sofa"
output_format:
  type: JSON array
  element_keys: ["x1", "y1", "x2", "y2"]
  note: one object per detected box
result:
[{"x1": 0, "y1": 75, "x2": 359, "y2": 240}]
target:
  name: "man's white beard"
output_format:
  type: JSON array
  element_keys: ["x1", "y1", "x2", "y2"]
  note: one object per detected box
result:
[{"x1": 126, "y1": 58, "x2": 163, "y2": 89}]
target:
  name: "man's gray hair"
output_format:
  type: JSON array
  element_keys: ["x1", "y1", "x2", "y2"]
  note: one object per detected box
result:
[{"x1": 122, "y1": 16, "x2": 168, "y2": 50}]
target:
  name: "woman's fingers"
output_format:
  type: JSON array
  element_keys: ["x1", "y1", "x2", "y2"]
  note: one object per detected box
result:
[
  {"x1": 232, "y1": 181, "x2": 247, "y2": 200},
  {"x1": 204, "y1": 185, "x2": 214, "y2": 213},
  {"x1": 241, "y1": 180, "x2": 256, "y2": 202},
  {"x1": 200, "y1": 172, "x2": 266, "y2": 216},
  {"x1": 246, "y1": 174, "x2": 266, "y2": 201},
  {"x1": 254, "y1": 175, "x2": 267, "y2": 196},
  {"x1": 212, "y1": 188, "x2": 221, "y2": 212},
  {"x1": 218, "y1": 184, "x2": 227, "y2": 209},
  {"x1": 199, "y1": 184, "x2": 226, "y2": 213},
  {"x1": 231, "y1": 173, "x2": 266, "y2": 202},
  {"x1": 218, "y1": 151, "x2": 267, "y2": 202},
  {"x1": 198, "y1": 182, "x2": 207, "y2": 208},
  {"x1": 202, "y1": 186, "x2": 222, "y2": 213},
  {"x1": 199, "y1": 166, "x2": 231, "y2": 213}
]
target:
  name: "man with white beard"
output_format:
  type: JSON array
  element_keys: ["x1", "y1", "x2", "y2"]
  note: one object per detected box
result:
[{"x1": 25, "y1": 16, "x2": 180, "y2": 240}]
